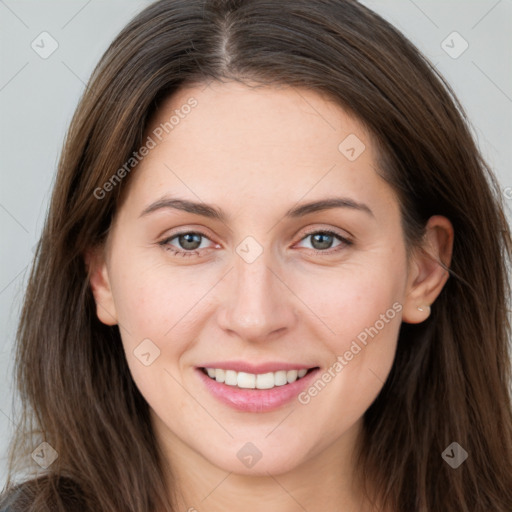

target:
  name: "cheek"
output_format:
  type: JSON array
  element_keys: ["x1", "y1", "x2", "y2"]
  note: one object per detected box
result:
[
  {"x1": 109, "y1": 256, "x2": 227, "y2": 398},
  {"x1": 296, "y1": 254, "x2": 405, "y2": 345},
  {"x1": 111, "y1": 256, "x2": 211, "y2": 340},
  {"x1": 110, "y1": 264, "x2": 205, "y2": 413},
  {"x1": 292, "y1": 254, "x2": 405, "y2": 412}
]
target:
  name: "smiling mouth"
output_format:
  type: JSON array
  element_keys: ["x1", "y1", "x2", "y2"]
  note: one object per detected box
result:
[{"x1": 200, "y1": 367, "x2": 319, "y2": 390}]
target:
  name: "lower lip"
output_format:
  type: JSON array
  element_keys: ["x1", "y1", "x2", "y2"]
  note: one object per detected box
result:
[{"x1": 196, "y1": 367, "x2": 320, "y2": 412}]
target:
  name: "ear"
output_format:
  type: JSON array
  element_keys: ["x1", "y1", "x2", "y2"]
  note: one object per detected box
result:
[
  {"x1": 84, "y1": 245, "x2": 118, "y2": 326},
  {"x1": 402, "y1": 215, "x2": 454, "y2": 324}
]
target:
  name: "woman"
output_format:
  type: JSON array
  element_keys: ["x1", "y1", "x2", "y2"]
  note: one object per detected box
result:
[{"x1": 1, "y1": 0, "x2": 511, "y2": 510}]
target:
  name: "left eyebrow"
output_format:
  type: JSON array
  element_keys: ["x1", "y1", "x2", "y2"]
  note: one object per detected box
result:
[
  {"x1": 138, "y1": 195, "x2": 374, "y2": 221},
  {"x1": 285, "y1": 197, "x2": 374, "y2": 218}
]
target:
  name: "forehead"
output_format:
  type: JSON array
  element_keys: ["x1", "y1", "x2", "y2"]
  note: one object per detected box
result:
[
  {"x1": 147, "y1": 80, "x2": 372, "y2": 164},
  {"x1": 118, "y1": 81, "x2": 397, "y2": 221}
]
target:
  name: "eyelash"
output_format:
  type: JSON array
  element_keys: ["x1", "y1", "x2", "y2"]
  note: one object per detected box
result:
[{"x1": 158, "y1": 228, "x2": 353, "y2": 258}]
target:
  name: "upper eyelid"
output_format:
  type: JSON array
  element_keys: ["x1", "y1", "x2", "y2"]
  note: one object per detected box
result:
[
  {"x1": 161, "y1": 226, "x2": 352, "y2": 248},
  {"x1": 300, "y1": 225, "x2": 352, "y2": 239}
]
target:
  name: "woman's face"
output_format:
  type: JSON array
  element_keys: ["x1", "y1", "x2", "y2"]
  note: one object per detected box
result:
[{"x1": 89, "y1": 81, "x2": 449, "y2": 477}]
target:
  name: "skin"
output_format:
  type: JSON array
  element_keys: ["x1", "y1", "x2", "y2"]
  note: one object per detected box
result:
[{"x1": 87, "y1": 81, "x2": 453, "y2": 511}]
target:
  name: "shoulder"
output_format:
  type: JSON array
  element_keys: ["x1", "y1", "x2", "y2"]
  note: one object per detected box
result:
[
  {"x1": 0, "y1": 479, "x2": 42, "y2": 512},
  {"x1": 0, "y1": 476, "x2": 86, "y2": 512},
  {"x1": 0, "y1": 484, "x2": 24, "y2": 511}
]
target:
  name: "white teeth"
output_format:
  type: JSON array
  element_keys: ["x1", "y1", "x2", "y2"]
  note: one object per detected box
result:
[
  {"x1": 225, "y1": 370, "x2": 237, "y2": 386},
  {"x1": 286, "y1": 370, "x2": 298, "y2": 383},
  {"x1": 205, "y1": 367, "x2": 311, "y2": 389},
  {"x1": 237, "y1": 372, "x2": 256, "y2": 389},
  {"x1": 274, "y1": 370, "x2": 288, "y2": 386},
  {"x1": 256, "y1": 372, "x2": 274, "y2": 389}
]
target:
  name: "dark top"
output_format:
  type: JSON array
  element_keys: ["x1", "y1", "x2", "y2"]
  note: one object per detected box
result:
[
  {"x1": 0, "y1": 486, "x2": 24, "y2": 512},
  {"x1": 0, "y1": 477, "x2": 85, "y2": 511}
]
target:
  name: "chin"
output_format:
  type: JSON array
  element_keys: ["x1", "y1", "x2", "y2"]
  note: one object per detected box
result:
[{"x1": 197, "y1": 434, "x2": 314, "y2": 477}]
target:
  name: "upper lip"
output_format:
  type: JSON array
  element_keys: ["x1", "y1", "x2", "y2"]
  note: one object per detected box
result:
[{"x1": 198, "y1": 361, "x2": 318, "y2": 374}]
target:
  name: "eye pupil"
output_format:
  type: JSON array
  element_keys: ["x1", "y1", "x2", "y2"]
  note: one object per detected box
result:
[
  {"x1": 179, "y1": 233, "x2": 202, "y2": 250},
  {"x1": 311, "y1": 233, "x2": 333, "y2": 250}
]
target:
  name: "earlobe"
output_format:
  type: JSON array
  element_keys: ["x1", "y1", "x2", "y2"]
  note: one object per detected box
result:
[
  {"x1": 402, "y1": 215, "x2": 454, "y2": 324},
  {"x1": 84, "y1": 246, "x2": 118, "y2": 326}
]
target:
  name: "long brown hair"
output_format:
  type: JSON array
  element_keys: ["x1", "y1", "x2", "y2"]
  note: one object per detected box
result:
[{"x1": 2, "y1": 1, "x2": 511, "y2": 510}]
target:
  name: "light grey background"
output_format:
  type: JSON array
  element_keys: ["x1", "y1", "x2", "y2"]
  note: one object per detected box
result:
[{"x1": 1, "y1": 0, "x2": 511, "y2": 486}]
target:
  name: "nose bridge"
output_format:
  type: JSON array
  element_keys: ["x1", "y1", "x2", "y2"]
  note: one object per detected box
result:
[
  {"x1": 235, "y1": 249, "x2": 274, "y2": 302},
  {"x1": 218, "y1": 245, "x2": 295, "y2": 341}
]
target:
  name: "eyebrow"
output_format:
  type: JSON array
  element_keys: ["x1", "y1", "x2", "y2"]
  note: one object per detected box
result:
[{"x1": 139, "y1": 195, "x2": 374, "y2": 221}]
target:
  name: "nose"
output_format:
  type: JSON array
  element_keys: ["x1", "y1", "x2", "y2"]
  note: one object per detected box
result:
[{"x1": 216, "y1": 249, "x2": 298, "y2": 343}]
